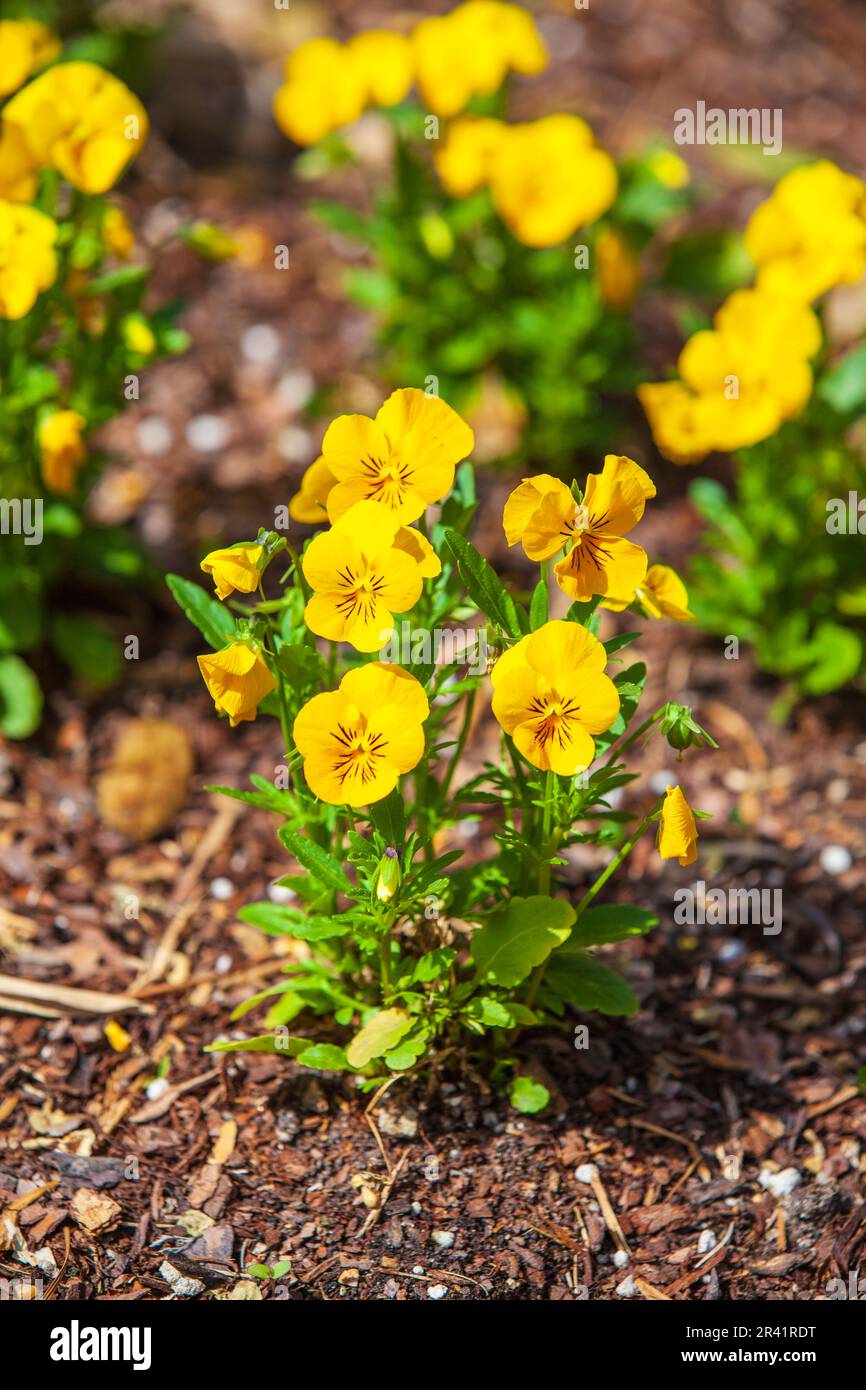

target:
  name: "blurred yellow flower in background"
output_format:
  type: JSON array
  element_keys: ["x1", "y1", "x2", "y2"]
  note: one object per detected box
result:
[
  {"x1": 491, "y1": 620, "x2": 619, "y2": 774},
  {"x1": 197, "y1": 643, "x2": 276, "y2": 727},
  {"x1": 348, "y1": 30, "x2": 414, "y2": 109},
  {"x1": 322, "y1": 387, "x2": 474, "y2": 524},
  {"x1": 289, "y1": 456, "x2": 337, "y2": 525},
  {"x1": 200, "y1": 544, "x2": 265, "y2": 601},
  {"x1": 645, "y1": 148, "x2": 690, "y2": 189},
  {"x1": 603, "y1": 563, "x2": 695, "y2": 622},
  {"x1": 273, "y1": 38, "x2": 367, "y2": 146},
  {"x1": 596, "y1": 228, "x2": 640, "y2": 310},
  {"x1": 38, "y1": 409, "x2": 87, "y2": 494},
  {"x1": 121, "y1": 313, "x2": 156, "y2": 356},
  {"x1": 0, "y1": 19, "x2": 60, "y2": 98},
  {"x1": 293, "y1": 662, "x2": 429, "y2": 806},
  {"x1": 490, "y1": 115, "x2": 618, "y2": 247},
  {"x1": 102, "y1": 205, "x2": 135, "y2": 259},
  {"x1": 0, "y1": 201, "x2": 57, "y2": 318},
  {"x1": 0, "y1": 121, "x2": 40, "y2": 202},
  {"x1": 640, "y1": 287, "x2": 821, "y2": 462},
  {"x1": 657, "y1": 785, "x2": 698, "y2": 865},
  {"x1": 433, "y1": 117, "x2": 506, "y2": 197},
  {"x1": 414, "y1": 1, "x2": 547, "y2": 118},
  {"x1": 5, "y1": 61, "x2": 148, "y2": 194},
  {"x1": 745, "y1": 160, "x2": 866, "y2": 303},
  {"x1": 303, "y1": 500, "x2": 425, "y2": 651}
]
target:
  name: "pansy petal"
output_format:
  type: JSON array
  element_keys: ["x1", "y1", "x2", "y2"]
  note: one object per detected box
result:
[
  {"x1": 321, "y1": 413, "x2": 391, "y2": 482},
  {"x1": 332, "y1": 499, "x2": 400, "y2": 558},
  {"x1": 367, "y1": 707, "x2": 426, "y2": 773},
  {"x1": 524, "y1": 619, "x2": 607, "y2": 680},
  {"x1": 558, "y1": 668, "x2": 620, "y2": 735},
  {"x1": 375, "y1": 388, "x2": 474, "y2": 465},
  {"x1": 502, "y1": 474, "x2": 562, "y2": 545},
  {"x1": 302, "y1": 528, "x2": 363, "y2": 592},
  {"x1": 584, "y1": 454, "x2": 656, "y2": 536},
  {"x1": 491, "y1": 668, "x2": 546, "y2": 735},
  {"x1": 340, "y1": 663, "x2": 429, "y2": 722},
  {"x1": 523, "y1": 482, "x2": 576, "y2": 560},
  {"x1": 555, "y1": 532, "x2": 647, "y2": 603}
]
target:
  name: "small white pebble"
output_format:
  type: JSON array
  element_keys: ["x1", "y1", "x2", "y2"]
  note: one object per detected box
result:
[
  {"x1": 427, "y1": 1284, "x2": 449, "y2": 1300},
  {"x1": 241, "y1": 323, "x2": 281, "y2": 365},
  {"x1": 431, "y1": 1230, "x2": 455, "y2": 1250},
  {"x1": 276, "y1": 424, "x2": 314, "y2": 464},
  {"x1": 616, "y1": 1275, "x2": 638, "y2": 1298},
  {"x1": 268, "y1": 881, "x2": 296, "y2": 905},
  {"x1": 214, "y1": 953, "x2": 232, "y2": 974},
  {"x1": 412, "y1": 1265, "x2": 424, "y2": 1276},
  {"x1": 575, "y1": 1163, "x2": 599, "y2": 1184},
  {"x1": 697, "y1": 1229, "x2": 717, "y2": 1254},
  {"x1": 186, "y1": 414, "x2": 230, "y2": 452},
  {"x1": 612, "y1": 1249, "x2": 630, "y2": 1269},
  {"x1": 758, "y1": 1166, "x2": 801, "y2": 1199},
  {"x1": 820, "y1": 844, "x2": 852, "y2": 876},
  {"x1": 210, "y1": 877, "x2": 234, "y2": 901},
  {"x1": 146, "y1": 1077, "x2": 169, "y2": 1102},
  {"x1": 411, "y1": 1202, "x2": 422, "y2": 1215},
  {"x1": 58, "y1": 797, "x2": 78, "y2": 819},
  {"x1": 137, "y1": 416, "x2": 173, "y2": 456},
  {"x1": 277, "y1": 368, "x2": 314, "y2": 411},
  {"x1": 718, "y1": 939, "x2": 746, "y2": 963}
]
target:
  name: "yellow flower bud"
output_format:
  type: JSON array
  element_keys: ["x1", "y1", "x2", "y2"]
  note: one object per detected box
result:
[
  {"x1": 374, "y1": 848, "x2": 402, "y2": 903},
  {"x1": 197, "y1": 643, "x2": 276, "y2": 727},
  {"x1": 200, "y1": 544, "x2": 265, "y2": 602}
]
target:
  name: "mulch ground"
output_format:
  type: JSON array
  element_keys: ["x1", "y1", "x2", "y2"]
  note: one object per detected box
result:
[{"x1": 1, "y1": 0, "x2": 865, "y2": 1303}]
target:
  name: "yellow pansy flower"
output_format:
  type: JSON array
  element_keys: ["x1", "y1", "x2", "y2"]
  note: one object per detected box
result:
[
  {"x1": 391, "y1": 524, "x2": 441, "y2": 578},
  {"x1": 289, "y1": 456, "x2": 337, "y2": 525},
  {"x1": 0, "y1": 20, "x2": 60, "y2": 98},
  {"x1": 745, "y1": 161, "x2": 866, "y2": 303},
  {"x1": 293, "y1": 662, "x2": 429, "y2": 806},
  {"x1": 200, "y1": 544, "x2": 265, "y2": 602},
  {"x1": 596, "y1": 228, "x2": 640, "y2": 310},
  {"x1": 4, "y1": 61, "x2": 148, "y2": 194},
  {"x1": 0, "y1": 201, "x2": 57, "y2": 319},
  {"x1": 639, "y1": 287, "x2": 821, "y2": 463},
  {"x1": 636, "y1": 381, "x2": 717, "y2": 466},
  {"x1": 490, "y1": 115, "x2": 617, "y2": 248},
  {"x1": 39, "y1": 409, "x2": 86, "y2": 494},
  {"x1": 433, "y1": 116, "x2": 506, "y2": 197},
  {"x1": 348, "y1": 30, "x2": 414, "y2": 108},
  {"x1": 103, "y1": 205, "x2": 134, "y2": 259},
  {"x1": 273, "y1": 38, "x2": 367, "y2": 146},
  {"x1": 322, "y1": 387, "x2": 474, "y2": 525},
  {"x1": 303, "y1": 500, "x2": 425, "y2": 652},
  {"x1": 0, "y1": 121, "x2": 40, "y2": 202},
  {"x1": 197, "y1": 643, "x2": 276, "y2": 727},
  {"x1": 603, "y1": 563, "x2": 695, "y2": 622},
  {"x1": 491, "y1": 620, "x2": 619, "y2": 775},
  {"x1": 413, "y1": 2, "x2": 547, "y2": 118},
  {"x1": 503, "y1": 456, "x2": 656, "y2": 603},
  {"x1": 657, "y1": 785, "x2": 698, "y2": 866}
]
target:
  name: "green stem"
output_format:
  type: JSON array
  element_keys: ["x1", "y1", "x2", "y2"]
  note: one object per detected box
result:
[{"x1": 439, "y1": 688, "x2": 476, "y2": 805}]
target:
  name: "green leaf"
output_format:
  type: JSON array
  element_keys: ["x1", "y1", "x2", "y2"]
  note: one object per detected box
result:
[
  {"x1": 509, "y1": 1076, "x2": 550, "y2": 1115},
  {"x1": 0, "y1": 655, "x2": 42, "y2": 739},
  {"x1": 166, "y1": 573, "x2": 236, "y2": 651},
  {"x1": 818, "y1": 342, "x2": 866, "y2": 415},
  {"x1": 50, "y1": 615, "x2": 121, "y2": 688},
  {"x1": 545, "y1": 953, "x2": 639, "y2": 1016},
  {"x1": 471, "y1": 895, "x2": 575, "y2": 988},
  {"x1": 530, "y1": 579, "x2": 548, "y2": 630},
  {"x1": 238, "y1": 902, "x2": 349, "y2": 941},
  {"x1": 278, "y1": 827, "x2": 354, "y2": 895},
  {"x1": 369, "y1": 789, "x2": 407, "y2": 847},
  {"x1": 295, "y1": 1043, "x2": 352, "y2": 1071},
  {"x1": 800, "y1": 622, "x2": 861, "y2": 696},
  {"x1": 658, "y1": 231, "x2": 754, "y2": 297},
  {"x1": 443, "y1": 528, "x2": 524, "y2": 637},
  {"x1": 568, "y1": 905, "x2": 658, "y2": 947},
  {"x1": 346, "y1": 1008, "x2": 413, "y2": 1068}
]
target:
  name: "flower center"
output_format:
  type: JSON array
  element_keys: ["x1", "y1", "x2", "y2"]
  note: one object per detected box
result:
[
  {"x1": 570, "y1": 502, "x2": 592, "y2": 536},
  {"x1": 330, "y1": 720, "x2": 387, "y2": 787},
  {"x1": 526, "y1": 691, "x2": 581, "y2": 748},
  {"x1": 335, "y1": 564, "x2": 386, "y2": 622},
  {"x1": 361, "y1": 454, "x2": 413, "y2": 508}
]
